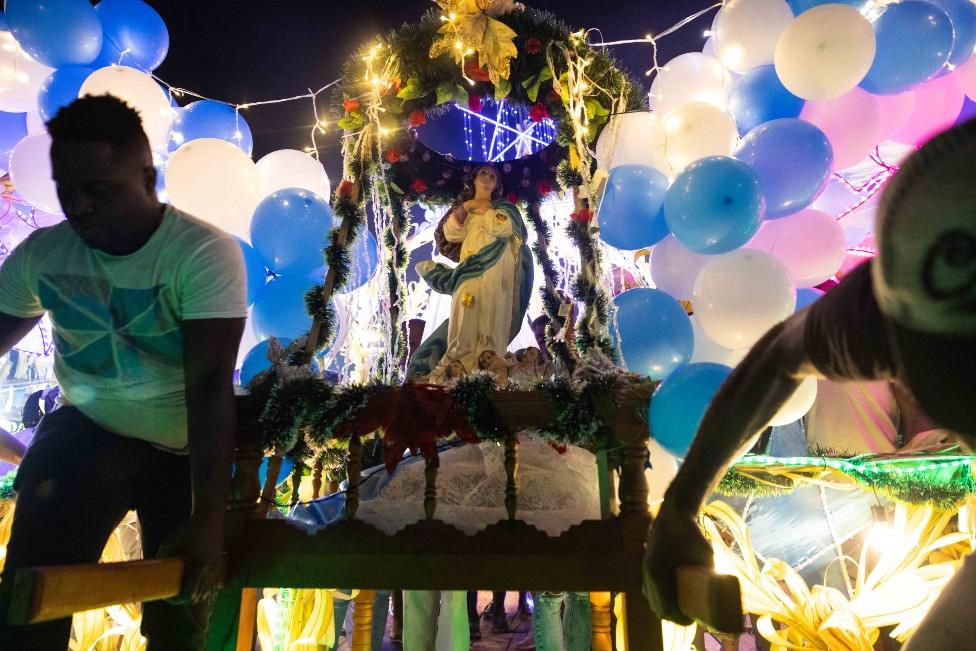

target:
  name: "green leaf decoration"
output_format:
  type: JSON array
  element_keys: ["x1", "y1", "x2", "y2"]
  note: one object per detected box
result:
[
  {"x1": 435, "y1": 81, "x2": 469, "y2": 106},
  {"x1": 396, "y1": 76, "x2": 428, "y2": 101},
  {"x1": 494, "y1": 77, "x2": 511, "y2": 101},
  {"x1": 337, "y1": 110, "x2": 365, "y2": 131},
  {"x1": 584, "y1": 98, "x2": 610, "y2": 126},
  {"x1": 521, "y1": 65, "x2": 553, "y2": 103}
]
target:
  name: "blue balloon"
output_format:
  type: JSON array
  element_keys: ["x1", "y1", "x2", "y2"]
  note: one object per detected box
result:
[
  {"x1": 0, "y1": 112, "x2": 27, "y2": 158},
  {"x1": 860, "y1": 2, "x2": 954, "y2": 95},
  {"x1": 6, "y1": 0, "x2": 103, "y2": 67},
  {"x1": 612, "y1": 288, "x2": 693, "y2": 380},
  {"x1": 168, "y1": 100, "x2": 253, "y2": 155},
  {"x1": 929, "y1": 0, "x2": 976, "y2": 67},
  {"x1": 257, "y1": 455, "x2": 295, "y2": 489},
  {"x1": 598, "y1": 165, "x2": 670, "y2": 250},
  {"x1": 239, "y1": 338, "x2": 292, "y2": 386},
  {"x1": 236, "y1": 238, "x2": 268, "y2": 306},
  {"x1": 735, "y1": 119, "x2": 833, "y2": 219},
  {"x1": 38, "y1": 67, "x2": 95, "y2": 122},
  {"x1": 729, "y1": 66, "x2": 804, "y2": 135},
  {"x1": 251, "y1": 188, "x2": 333, "y2": 277},
  {"x1": 252, "y1": 275, "x2": 320, "y2": 340},
  {"x1": 649, "y1": 362, "x2": 732, "y2": 457},
  {"x1": 664, "y1": 156, "x2": 764, "y2": 254},
  {"x1": 339, "y1": 230, "x2": 380, "y2": 293},
  {"x1": 91, "y1": 0, "x2": 169, "y2": 71},
  {"x1": 786, "y1": 0, "x2": 866, "y2": 15},
  {"x1": 795, "y1": 287, "x2": 824, "y2": 312}
]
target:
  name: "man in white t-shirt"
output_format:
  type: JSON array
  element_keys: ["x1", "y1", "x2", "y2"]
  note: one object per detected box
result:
[{"x1": 0, "y1": 95, "x2": 246, "y2": 650}]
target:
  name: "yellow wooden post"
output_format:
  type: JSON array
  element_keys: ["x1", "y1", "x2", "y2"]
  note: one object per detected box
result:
[
  {"x1": 351, "y1": 589, "x2": 376, "y2": 651},
  {"x1": 590, "y1": 591, "x2": 613, "y2": 651}
]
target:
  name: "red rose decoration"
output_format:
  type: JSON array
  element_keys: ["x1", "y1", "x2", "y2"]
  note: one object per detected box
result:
[
  {"x1": 468, "y1": 94, "x2": 483, "y2": 113},
  {"x1": 337, "y1": 179, "x2": 356, "y2": 198},
  {"x1": 343, "y1": 98, "x2": 361, "y2": 113},
  {"x1": 525, "y1": 37, "x2": 542, "y2": 55},
  {"x1": 529, "y1": 102, "x2": 550, "y2": 123},
  {"x1": 410, "y1": 178, "x2": 428, "y2": 193},
  {"x1": 506, "y1": 192, "x2": 519, "y2": 204},
  {"x1": 385, "y1": 147, "x2": 401, "y2": 164},
  {"x1": 536, "y1": 179, "x2": 553, "y2": 196},
  {"x1": 464, "y1": 61, "x2": 492, "y2": 82},
  {"x1": 570, "y1": 208, "x2": 593, "y2": 223},
  {"x1": 409, "y1": 109, "x2": 427, "y2": 129}
]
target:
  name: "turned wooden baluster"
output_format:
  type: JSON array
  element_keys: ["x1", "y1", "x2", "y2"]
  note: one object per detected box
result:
[
  {"x1": 346, "y1": 435, "x2": 363, "y2": 519},
  {"x1": 290, "y1": 461, "x2": 303, "y2": 509},
  {"x1": 424, "y1": 458, "x2": 438, "y2": 520},
  {"x1": 350, "y1": 589, "x2": 377, "y2": 651},
  {"x1": 311, "y1": 457, "x2": 324, "y2": 500},
  {"x1": 504, "y1": 433, "x2": 520, "y2": 520},
  {"x1": 590, "y1": 592, "x2": 614, "y2": 651},
  {"x1": 256, "y1": 454, "x2": 283, "y2": 517},
  {"x1": 228, "y1": 437, "x2": 265, "y2": 651}
]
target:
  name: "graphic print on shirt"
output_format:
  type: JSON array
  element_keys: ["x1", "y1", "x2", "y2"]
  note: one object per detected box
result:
[{"x1": 37, "y1": 274, "x2": 182, "y2": 380}]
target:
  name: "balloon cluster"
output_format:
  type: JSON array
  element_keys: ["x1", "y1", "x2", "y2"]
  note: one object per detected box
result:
[
  {"x1": 598, "y1": 0, "x2": 976, "y2": 457},
  {"x1": 0, "y1": 0, "x2": 381, "y2": 384}
]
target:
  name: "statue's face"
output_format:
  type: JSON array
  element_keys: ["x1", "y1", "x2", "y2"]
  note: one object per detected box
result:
[
  {"x1": 474, "y1": 166, "x2": 499, "y2": 196},
  {"x1": 448, "y1": 360, "x2": 466, "y2": 377},
  {"x1": 478, "y1": 350, "x2": 497, "y2": 368},
  {"x1": 523, "y1": 347, "x2": 539, "y2": 364}
]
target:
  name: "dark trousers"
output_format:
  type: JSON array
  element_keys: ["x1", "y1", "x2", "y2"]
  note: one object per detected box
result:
[{"x1": 0, "y1": 407, "x2": 209, "y2": 651}]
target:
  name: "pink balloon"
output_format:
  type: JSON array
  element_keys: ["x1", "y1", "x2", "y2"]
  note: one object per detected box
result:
[
  {"x1": 892, "y1": 72, "x2": 966, "y2": 146},
  {"x1": 744, "y1": 208, "x2": 847, "y2": 288},
  {"x1": 873, "y1": 91, "x2": 915, "y2": 141},
  {"x1": 801, "y1": 87, "x2": 883, "y2": 169},
  {"x1": 959, "y1": 53, "x2": 976, "y2": 101}
]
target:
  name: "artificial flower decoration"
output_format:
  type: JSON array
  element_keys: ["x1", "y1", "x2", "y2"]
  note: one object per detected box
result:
[
  {"x1": 409, "y1": 109, "x2": 428, "y2": 128},
  {"x1": 570, "y1": 207, "x2": 593, "y2": 223},
  {"x1": 385, "y1": 147, "x2": 402, "y2": 164},
  {"x1": 535, "y1": 179, "x2": 553, "y2": 196},
  {"x1": 528, "y1": 101, "x2": 550, "y2": 122},
  {"x1": 410, "y1": 177, "x2": 429, "y2": 193},
  {"x1": 464, "y1": 60, "x2": 492, "y2": 82},
  {"x1": 337, "y1": 179, "x2": 356, "y2": 198},
  {"x1": 429, "y1": 0, "x2": 519, "y2": 87},
  {"x1": 342, "y1": 98, "x2": 361, "y2": 113},
  {"x1": 524, "y1": 37, "x2": 542, "y2": 55},
  {"x1": 506, "y1": 192, "x2": 518, "y2": 204},
  {"x1": 468, "y1": 94, "x2": 483, "y2": 113}
]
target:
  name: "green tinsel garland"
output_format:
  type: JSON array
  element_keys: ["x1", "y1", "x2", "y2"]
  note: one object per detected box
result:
[
  {"x1": 448, "y1": 373, "x2": 511, "y2": 442},
  {"x1": 566, "y1": 219, "x2": 615, "y2": 358},
  {"x1": 0, "y1": 470, "x2": 15, "y2": 500},
  {"x1": 381, "y1": 189, "x2": 411, "y2": 382},
  {"x1": 555, "y1": 160, "x2": 584, "y2": 192},
  {"x1": 716, "y1": 468, "x2": 795, "y2": 499},
  {"x1": 301, "y1": 381, "x2": 390, "y2": 450},
  {"x1": 258, "y1": 374, "x2": 333, "y2": 454}
]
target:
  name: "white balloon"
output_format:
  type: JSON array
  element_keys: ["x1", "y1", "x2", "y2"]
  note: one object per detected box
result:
[
  {"x1": 702, "y1": 36, "x2": 717, "y2": 58},
  {"x1": 650, "y1": 53, "x2": 732, "y2": 116},
  {"x1": 744, "y1": 208, "x2": 846, "y2": 288},
  {"x1": 774, "y1": 4, "x2": 876, "y2": 101},
  {"x1": 690, "y1": 315, "x2": 748, "y2": 367},
  {"x1": 9, "y1": 133, "x2": 61, "y2": 214},
  {"x1": 25, "y1": 110, "x2": 45, "y2": 134},
  {"x1": 0, "y1": 31, "x2": 54, "y2": 113},
  {"x1": 595, "y1": 111, "x2": 671, "y2": 175},
  {"x1": 650, "y1": 235, "x2": 712, "y2": 301},
  {"x1": 165, "y1": 138, "x2": 262, "y2": 237},
  {"x1": 256, "y1": 149, "x2": 331, "y2": 200},
  {"x1": 662, "y1": 102, "x2": 738, "y2": 172},
  {"x1": 79, "y1": 66, "x2": 174, "y2": 151},
  {"x1": 715, "y1": 0, "x2": 794, "y2": 74},
  {"x1": 645, "y1": 438, "x2": 679, "y2": 503},
  {"x1": 767, "y1": 376, "x2": 817, "y2": 426},
  {"x1": 693, "y1": 249, "x2": 796, "y2": 349}
]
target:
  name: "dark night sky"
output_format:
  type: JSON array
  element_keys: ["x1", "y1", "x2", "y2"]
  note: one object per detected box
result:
[{"x1": 149, "y1": 0, "x2": 718, "y2": 181}]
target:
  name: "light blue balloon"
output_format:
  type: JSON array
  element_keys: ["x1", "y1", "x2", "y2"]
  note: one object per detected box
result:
[
  {"x1": 38, "y1": 67, "x2": 95, "y2": 122},
  {"x1": 795, "y1": 288, "x2": 824, "y2": 312},
  {"x1": 339, "y1": 230, "x2": 380, "y2": 293},
  {"x1": 649, "y1": 362, "x2": 732, "y2": 457},
  {"x1": 257, "y1": 455, "x2": 294, "y2": 488},
  {"x1": 91, "y1": 0, "x2": 169, "y2": 71},
  {"x1": 6, "y1": 0, "x2": 103, "y2": 67},
  {"x1": 235, "y1": 238, "x2": 268, "y2": 306},
  {"x1": 664, "y1": 156, "x2": 764, "y2": 254},
  {"x1": 729, "y1": 66, "x2": 804, "y2": 135},
  {"x1": 612, "y1": 288, "x2": 693, "y2": 380},
  {"x1": 598, "y1": 164, "x2": 670, "y2": 250},
  {"x1": 735, "y1": 118, "x2": 833, "y2": 219},
  {"x1": 168, "y1": 100, "x2": 253, "y2": 155},
  {"x1": 860, "y1": 1, "x2": 954, "y2": 95},
  {"x1": 251, "y1": 275, "x2": 320, "y2": 340},
  {"x1": 787, "y1": 0, "x2": 866, "y2": 15},
  {"x1": 929, "y1": 0, "x2": 976, "y2": 67},
  {"x1": 250, "y1": 188, "x2": 333, "y2": 277},
  {"x1": 0, "y1": 112, "x2": 27, "y2": 158},
  {"x1": 239, "y1": 338, "x2": 292, "y2": 386}
]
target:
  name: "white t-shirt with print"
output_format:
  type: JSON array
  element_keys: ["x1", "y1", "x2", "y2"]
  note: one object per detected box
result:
[{"x1": 0, "y1": 205, "x2": 247, "y2": 451}]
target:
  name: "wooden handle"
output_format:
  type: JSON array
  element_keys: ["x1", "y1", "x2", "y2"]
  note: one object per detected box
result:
[
  {"x1": 676, "y1": 565, "x2": 743, "y2": 634},
  {"x1": 7, "y1": 558, "x2": 186, "y2": 625}
]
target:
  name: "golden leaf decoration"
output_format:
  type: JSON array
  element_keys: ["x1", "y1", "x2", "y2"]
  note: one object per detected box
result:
[{"x1": 429, "y1": 0, "x2": 518, "y2": 86}]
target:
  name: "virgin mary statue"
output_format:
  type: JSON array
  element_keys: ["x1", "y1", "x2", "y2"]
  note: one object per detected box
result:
[{"x1": 408, "y1": 164, "x2": 534, "y2": 382}]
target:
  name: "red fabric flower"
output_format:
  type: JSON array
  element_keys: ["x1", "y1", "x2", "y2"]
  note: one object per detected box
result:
[
  {"x1": 337, "y1": 179, "x2": 356, "y2": 198},
  {"x1": 410, "y1": 177, "x2": 428, "y2": 193},
  {"x1": 464, "y1": 61, "x2": 492, "y2": 82},
  {"x1": 506, "y1": 192, "x2": 519, "y2": 204},
  {"x1": 385, "y1": 147, "x2": 401, "y2": 164},
  {"x1": 468, "y1": 94, "x2": 483, "y2": 113},
  {"x1": 525, "y1": 37, "x2": 542, "y2": 55},
  {"x1": 343, "y1": 98, "x2": 361, "y2": 113},
  {"x1": 570, "y1": 207, "x2": 593, "y2": 223},
  {"x1": 529, "y1": 102, "x2": 550, "y2": 123},
  {"x1": 535, "y1": 179, "x2": 553, "y2": 196},
  {"x1": 409, "y1": 109, "x2": 427, "y2": 129}
]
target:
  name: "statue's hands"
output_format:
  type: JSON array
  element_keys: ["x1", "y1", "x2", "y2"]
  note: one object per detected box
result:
[{"x1": 643, "y1": 503, "x2": 713, "y2": 625}]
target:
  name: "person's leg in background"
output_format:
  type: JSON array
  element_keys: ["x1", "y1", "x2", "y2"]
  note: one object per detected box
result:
[
  {"x1": 491, "y1": 590, "x2": 509, "y2": 632},
  {"x1": 530, "y1": 592, "x2": 565, "y2": 651},
  {"x1": 562, "y1": 592, "x2": 591, "y2": 651},
  {"x1": 371, "y1": 590, "x2": 391, "y2": 651},
  {"x1": 329, "y1": 592, "x2": 352, "y2": 650},
  {"x1": 391, "y1": 590, "x2": 404, "y2": 643},
  {"x1": 404, "y1": 590, "x2": 440, "y2": 650},
  {"x1": 435, "y1": 591, "x2": 470, "y2": 651},
  {"x1": 467, "y1": 591, "x2": 482, "y2": 640},
  {"x1": 0, "y1": 408, "x2": 136, "y2": 651}
]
